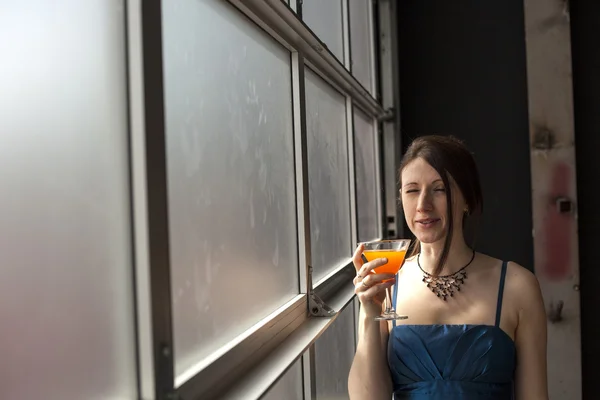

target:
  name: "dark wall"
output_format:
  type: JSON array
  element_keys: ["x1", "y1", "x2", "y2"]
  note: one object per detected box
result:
[
  {"x1": 570, "y1": 1, "x2": 600, "y2": 397},
  {"x1": 396, "y1": 0, "x2": 534, "y2": 269}
]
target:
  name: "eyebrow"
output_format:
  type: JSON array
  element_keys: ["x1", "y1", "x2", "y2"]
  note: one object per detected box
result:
[{"x1": 403, "y1": 179, "x2": 443, "y2": 188}]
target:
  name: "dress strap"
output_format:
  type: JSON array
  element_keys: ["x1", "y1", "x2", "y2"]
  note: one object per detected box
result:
[
  {"x1": 392, "y1": 273, "x2": 399, "y2": 327},
  {"x1": 495, "y1": 261, "x2": 508, "y2": 327}
]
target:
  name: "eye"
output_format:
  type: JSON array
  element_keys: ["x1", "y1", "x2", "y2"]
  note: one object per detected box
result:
[
  {"x1": 405, "y1": 189, "x2": 418, "y2": 194},
  {"x1": 434, "y1": 187, "x2": 446, "y2": 192}
]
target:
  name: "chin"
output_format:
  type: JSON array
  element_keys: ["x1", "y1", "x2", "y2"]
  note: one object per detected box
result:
[
  {"x1": 410, "y1": 228, "x2": 446, "y2": 245},
  {"x1": 416, "y1": 235, "x2": 445, "y2": 245}
]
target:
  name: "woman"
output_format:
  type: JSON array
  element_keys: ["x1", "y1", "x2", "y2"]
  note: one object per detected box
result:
[{"x1": 348, "y1": 135, "x2": 548, "y2": 399}]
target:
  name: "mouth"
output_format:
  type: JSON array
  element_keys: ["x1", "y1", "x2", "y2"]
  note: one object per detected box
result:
[{"x1": 416, "y1": 218, "x2": 440, "y2": 227}]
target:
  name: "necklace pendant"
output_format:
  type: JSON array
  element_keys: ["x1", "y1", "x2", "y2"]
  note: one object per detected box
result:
[
  {"x1": 417, "y1": 250, "x2": 475, "y2": 300},
  {"x1": 420, "y1": 267, "x2": 469, "y2": 300}
]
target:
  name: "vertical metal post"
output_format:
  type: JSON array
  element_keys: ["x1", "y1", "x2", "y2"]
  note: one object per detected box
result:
[
  {"x1": 368, "y1": 0, "x2": 378, "y2": 97},
  {"x1": 126, "y1": 0, "x2": 157, "y2": 398},
  {"x1": 139, "y1": 1, "x2": 175, "y2": 398},
  {"x1": 368, "y1": 0, "x2": 383, "y2": 240},
  {"x1": 373, "y1": 118, "x2": 384, "y2": 240},
  {"x1": 300, "y1": 351, "x2": 314, "y2": 400},
  {"x1": 291, "y1": 2, "x2": 314, "y2": 399},
  {"x1": 292, "y1": 53, "x2": 311, "y2": 298},
  {"x1": 378, "y1": 0, "x2": 402, "y2": 239},
  {"x1": 342, "y1": 0, "x2": 350, "y2": 71},
  {"x1": 306, "y1": 346, "x2": 318, "y2": 400},
  {"x1": 343, "y1": 1, "x2": 358, "y2": 250},
  {"x1": 347, "y1": 100, "x2": 358, "y2": 248}
]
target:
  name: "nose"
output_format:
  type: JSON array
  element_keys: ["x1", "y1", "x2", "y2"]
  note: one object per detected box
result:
[{"x1": 417, "y1": 189, "x2": 433, "y2": 212}]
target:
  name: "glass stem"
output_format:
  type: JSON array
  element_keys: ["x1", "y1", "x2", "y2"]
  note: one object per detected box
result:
[{"x1": 385, "y1": 286, "x2": 393, "y2": 313}]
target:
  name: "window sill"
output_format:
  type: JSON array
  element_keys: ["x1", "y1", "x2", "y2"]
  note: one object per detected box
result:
[{"x1": 221, "y1": 280, "x2": 356, "y2": 399}]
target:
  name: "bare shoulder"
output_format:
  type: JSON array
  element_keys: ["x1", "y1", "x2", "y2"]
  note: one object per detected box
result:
[
  {"x1": 504, "y1": 261, "x2": 543, "y2": 300},
  {"x1": 474, "y1": 254, "x2": 544, "y2": 312},
  {"x1": 477, "y1": 253, "x2": 541, "y2": 294},
  {"x1": 503, "y1": 261, "x2": 546, "y2": 321}
]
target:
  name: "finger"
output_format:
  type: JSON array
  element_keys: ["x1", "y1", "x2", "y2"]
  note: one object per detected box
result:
[
  {"x1": 362, "y1": 273, "x2": 395, "y2": 287},
  {"x1": 352, "y1": 243, "x2": 365, "y2": 272},
  {"x1": 356, "y1": 280, "x2": 395, "y2": 299},
  {"x1": 357, "y1": 256, "x2": 389, "y2": 278},
  {"x1": 355, "y1": 275, "x2": 395, "y2": 293}
]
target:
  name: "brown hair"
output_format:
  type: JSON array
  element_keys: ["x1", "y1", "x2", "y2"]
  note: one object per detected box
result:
[{"x1": 399, "y1": 135, "x2": 483, "y2": 276}]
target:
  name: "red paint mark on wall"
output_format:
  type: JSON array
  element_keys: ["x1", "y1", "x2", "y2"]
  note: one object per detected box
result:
[{"x1": 542, "y1": 162, "x2": 572, "y2": 281}]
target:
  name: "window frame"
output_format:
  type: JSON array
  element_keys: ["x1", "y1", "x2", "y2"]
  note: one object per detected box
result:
[{"x1": 127, "y1": 0, "x2": 396, "y2": 398}]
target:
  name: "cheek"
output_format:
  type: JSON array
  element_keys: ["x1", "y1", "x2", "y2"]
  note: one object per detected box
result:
[
  {"x1": 400, "y1": 196, "x2": 413, "y2": 215},
  {"x1": 434, "y1": 197, "x2": 448, "y2": 214},
  {"x1": 400, "y1": 196, "x2": 414, "y2": 212}
]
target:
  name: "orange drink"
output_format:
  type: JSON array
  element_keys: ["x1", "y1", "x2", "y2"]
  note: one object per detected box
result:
[
  {"x1": 359, "y1": 239, "x2": 411, "y2": 320},
  {"x1": 363, "y1": 249, "x2": 407, "y2": 275}
]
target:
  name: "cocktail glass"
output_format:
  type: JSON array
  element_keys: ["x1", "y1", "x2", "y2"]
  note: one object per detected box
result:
[{"x1": 361, "y1": 239, "x2": 411, "y2": 320}]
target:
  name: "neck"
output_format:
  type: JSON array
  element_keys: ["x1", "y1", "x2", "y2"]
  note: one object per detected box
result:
[{"x1": 419, "y1": 234, "x2": 473, "y2": 275}]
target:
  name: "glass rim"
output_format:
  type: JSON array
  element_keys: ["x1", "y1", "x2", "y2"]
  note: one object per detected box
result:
[{"x1": 357, "y1": 238, "x2": 412, "y2": 246}]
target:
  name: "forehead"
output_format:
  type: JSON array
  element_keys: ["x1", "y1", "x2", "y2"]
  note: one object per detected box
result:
[{"x1": 401, "y1": 158, "x2": 441, "y2": 184}]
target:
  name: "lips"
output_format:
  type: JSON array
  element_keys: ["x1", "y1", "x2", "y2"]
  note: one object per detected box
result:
[{"x1": 416, "y1": 218, "x2": 440, "y2": 226}]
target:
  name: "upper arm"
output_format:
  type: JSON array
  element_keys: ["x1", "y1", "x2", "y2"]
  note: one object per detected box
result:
[{"x1": 511, "y1": 264, "x2": 549, "y2": 400}]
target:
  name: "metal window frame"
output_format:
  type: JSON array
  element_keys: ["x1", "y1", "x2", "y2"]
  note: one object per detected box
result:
[
  {"x1": 347, "y1": 0, "x2": 384, "y2": 243},
  {"x1": 352, "y1": 102, "x2": 384, "y2": 244},
  {"x1": 374, "y1": 115, "x2": 385, "y2": 239},
  {"x1": 347, "y1": 0, "x2": 379, "y2": 97},
  {"x1": 127, "y1": 0, "x2": 392, "y2": 398},
  {"x1": 131, "y1": 1, "x2": 176, "y2": 399},
  {"x1": 235, "y1": 0, "x2": 384, "y2": 119},
  {"x1": 292, "y1": 52, "x2": 311, "y2": 299},
  {"x1": 176, "y1": 295, "x2": 308, "y2": 398},
  {"x1": 369, "y1": 0, "x2": 379, "y2": 99},
  {"x1": 378, "y1": 0, "x2": 403, "y2": 239},
  {"x1": 342, "y1": 0, "x2": 351, "y2": 70},
  {"x1": 126, "y1": 0, "x2": 156, "y2": 398},
  {"x1": 299, "y1": 63, "x2": 349, "y2": 318},
  {"x1": 344, "y1": 0, "x2": 358, "y2": 254}
]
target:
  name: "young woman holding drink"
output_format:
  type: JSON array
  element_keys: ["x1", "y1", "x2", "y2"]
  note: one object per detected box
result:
[{"x1": 348, "y1": 136, "x2": 548, "y2": 399}]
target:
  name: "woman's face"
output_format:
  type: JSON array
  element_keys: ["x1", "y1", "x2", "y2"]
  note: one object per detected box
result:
[{"x1": 400, "y1": 157, "x2": 467, "y2": 245}]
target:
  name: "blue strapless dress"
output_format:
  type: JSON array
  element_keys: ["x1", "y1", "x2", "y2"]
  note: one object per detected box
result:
[{"x1": 388, "y1": 261, "x2": 515, "y2": 399}]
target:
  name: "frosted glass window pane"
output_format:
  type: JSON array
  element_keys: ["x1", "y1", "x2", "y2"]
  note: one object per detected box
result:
[
  {"x1": 302, "y1": 0, "x2": 344, "y2": 61},
  {"x1": 354, "y1": 108, "x2": 379, "y2": 242},
  {"x1": 261, "y1": 359, "x2": 304, "y2": 400},
  {"x1": 162, "y1": 0, "x2": 299, "y2": 378},
  {"x1": 314, "y1": 303, "x2": 356, "y2": 399},
  {"x1": 0, "y1": 2, "x2": 136, "y2": 399},
  {"x1": 305, "y1": 69, "x2": 352, "y2": 282},
  {"x1": 349, "y1": 0, "x2": 374, "y2": 93}
]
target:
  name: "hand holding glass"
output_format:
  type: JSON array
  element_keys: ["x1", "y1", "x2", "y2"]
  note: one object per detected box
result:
[{"x1": 360, "y1": 239, "x2": 411, "y2": 320}]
